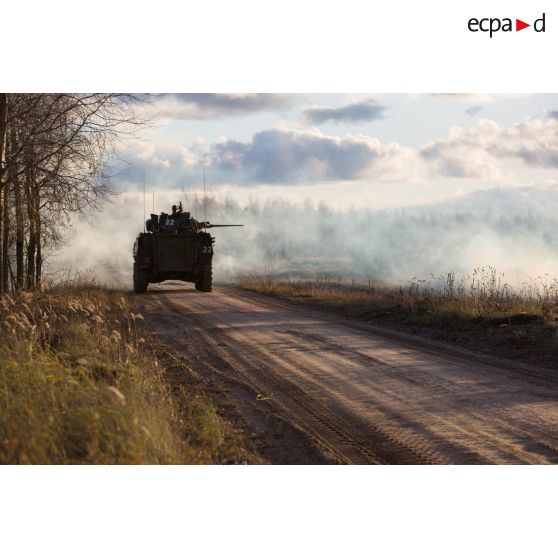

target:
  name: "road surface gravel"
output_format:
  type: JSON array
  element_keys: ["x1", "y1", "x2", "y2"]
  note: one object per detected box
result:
[{"x1": 136, "y1": 283, "x2": 558, "y2": 464}]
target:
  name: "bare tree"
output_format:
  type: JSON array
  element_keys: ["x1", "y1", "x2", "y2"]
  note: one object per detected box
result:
[
  {"x1": 0, "y1": 93, "x2": 144, "y2": 292},
  {"x1": 0, "y1": 94, "x2": 8, "y2": 294}
]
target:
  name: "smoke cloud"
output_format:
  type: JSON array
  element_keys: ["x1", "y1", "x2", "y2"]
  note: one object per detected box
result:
[{"x1": 48, "y1": 186, "x2": 558, "y2": 290}]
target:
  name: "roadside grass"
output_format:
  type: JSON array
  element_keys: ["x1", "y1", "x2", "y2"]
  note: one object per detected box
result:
[
  {"x1": 238, "y1": 268, "x2": 558, "y2": 366},
  {"x1": 0, "y1": 284, "x2": 256, "y2": 464}
]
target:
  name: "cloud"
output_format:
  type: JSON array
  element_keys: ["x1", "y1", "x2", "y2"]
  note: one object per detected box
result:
[
  {"x1": 211, "y1": 127, "x2": 376, "y2": 182},
  {"x1": 213, "y1": 116, "x2": 558, "y2": 185},
  {"x1": 114, "y1": 115, "x2": 558, "y2": 188},
  {"x1": 146, "y1": 93, "x2": 298, "y2": 121},
  {"x1": 429, "y1": 93, "x2": 527, "y2": 103},
  {"x1": 465, "y1": 105, "x2": 482, "y2": 117},
  {"x1": 430, "y1": 93, "x2": 492, "y2": 102},
  {"x1": 112, "y1": 137, "x2": 207, "y2": 188},
  {"x1": 420, "y1": 117, "x2": 558, "y2": 180},
  {"x1": 114, "y1": 126, "x2": 424, "y2": 187},
  {"x1": 303, "y1": 98, "x2": 386, "y2": 124},
  {"x1": 209, "y1": 126, "x2": 423, "y2": 184}
]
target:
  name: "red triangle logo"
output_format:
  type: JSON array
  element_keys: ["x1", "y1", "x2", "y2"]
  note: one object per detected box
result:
[{"x1": 516, "y1": 19, "x2": 530, "y2": 31}]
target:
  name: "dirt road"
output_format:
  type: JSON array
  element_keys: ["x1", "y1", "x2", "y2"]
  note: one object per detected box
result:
[{"x1": 136, "y1": 283, "x2": 558, "y2": 464}]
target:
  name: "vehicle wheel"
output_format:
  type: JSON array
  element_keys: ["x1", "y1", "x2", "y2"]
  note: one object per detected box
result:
[
  {"x1": 195, "y1": 264, "x2": 212, "y2": 292},
  {"x1": 133, "y1": 264, "x2": 148, "y2": 293}
]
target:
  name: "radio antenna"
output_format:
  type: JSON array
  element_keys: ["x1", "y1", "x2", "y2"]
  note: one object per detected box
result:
[
  {"x1": 143, "y1": 170, "x2": 146, "y2": 233},
  {"x1": 203, "y1": 166, "x2": 207, "y2": 222},
  {"x1": 152, "y1": 191, "x2": 154, "y2": 215}
]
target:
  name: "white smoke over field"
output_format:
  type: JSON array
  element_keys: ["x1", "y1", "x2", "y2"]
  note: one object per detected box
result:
[{"x1": 48, "y1": 186, "x2": 558, "y2": 289}]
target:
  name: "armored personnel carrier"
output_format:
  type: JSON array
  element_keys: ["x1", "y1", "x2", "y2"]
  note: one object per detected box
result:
[{"x1": 133, "y1": 202, "x2": 242, "y2": 293}]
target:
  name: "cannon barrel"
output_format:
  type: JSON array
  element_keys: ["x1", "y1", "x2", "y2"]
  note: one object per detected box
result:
[{"x1": 199, "y1": 223, "x2": 244, "y2": 229}]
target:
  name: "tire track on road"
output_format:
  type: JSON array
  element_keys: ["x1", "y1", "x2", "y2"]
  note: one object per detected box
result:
[{"x1": 136, "y1": 284, "x2": 558, "y2": 464}]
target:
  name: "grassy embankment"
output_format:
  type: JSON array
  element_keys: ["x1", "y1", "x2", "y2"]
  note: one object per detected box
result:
[
  {"x1": 0, "y1": 285, "x2": 256, "y2": 464},
  {"x1": 238, "y1": 268, "x2": 558, "y2": 367}
]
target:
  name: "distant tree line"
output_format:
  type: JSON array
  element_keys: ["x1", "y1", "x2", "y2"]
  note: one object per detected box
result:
[
  {"x1": 0, "y1": 94, "x2": 141, "y2": 293},
  {"x1": 177, "y1": 194, "x2": 558, "y2": 284}
]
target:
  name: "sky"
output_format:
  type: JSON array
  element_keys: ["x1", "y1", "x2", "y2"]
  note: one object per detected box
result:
[{"x1": 111, "y1": 93, "x2": 558, "y2": 210}]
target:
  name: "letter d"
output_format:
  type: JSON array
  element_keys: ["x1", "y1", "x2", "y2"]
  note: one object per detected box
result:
[{"x1": 534, "y1": 13, "x2": 545, "y2": 32}]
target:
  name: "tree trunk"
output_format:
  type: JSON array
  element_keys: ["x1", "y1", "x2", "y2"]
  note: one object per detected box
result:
[
  {"x1": 0, "y1": 94, "x2": 6, "y2": 173},
  {"x1": 35, "y1": 230, "x2": 42, "y2": 290},
  {"x1": 25, "y1": 165, "x2": 36, "y2": 290},
  {"x1": 0, "y1": 184, "x2": 3, "y2": 295},
  {"x1": 11, "y1": 128, "x2": 24, "y2": 290},
  {"x1": 34, "y1": 187, "x2": 42, "y2": 291},
  {"x1": 2, "y1": 181, "x2": 9, "y2": 293},
  {"x1": 26, "y1": 224, "x2": 36, "y2": 289},
  {"x1": 14, "y1": 176, "x2": 24, "y2": 290},
  {"x1": 0, "y1": 94, "x2": 8, "y2": 295},
  {"x1": 0, "y1": 182, "x2": 3, "y2": 295}
]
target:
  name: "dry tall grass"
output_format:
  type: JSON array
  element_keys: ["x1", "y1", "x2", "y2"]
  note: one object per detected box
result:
[
  {"x1": 0, "y1": 285, "x2": 253, "y2": 464},
  {"x1": 240, "y1": 267, "x2": 558, "y2": 318}
]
